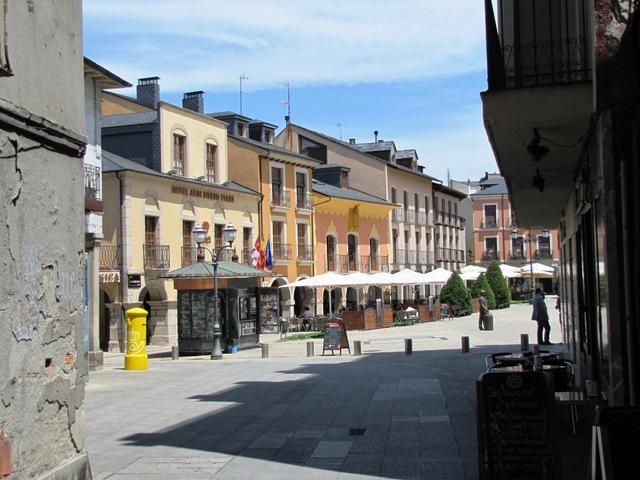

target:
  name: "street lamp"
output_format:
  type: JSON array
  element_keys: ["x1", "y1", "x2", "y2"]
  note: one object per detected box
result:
[
  {"x1": 192, "y1": 222, "x2": 237, "y2": 360},
  {"x1": 512, "y1": 227, "x2": 550, "y2": 297}
]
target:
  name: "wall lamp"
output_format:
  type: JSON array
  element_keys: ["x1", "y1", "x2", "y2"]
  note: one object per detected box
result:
[{"x1": 527, "y1": 128, "x2": 550, "y2": 162}]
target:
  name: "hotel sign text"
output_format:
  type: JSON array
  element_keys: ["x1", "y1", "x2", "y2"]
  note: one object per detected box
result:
[{"x1": 172, "y1": 185, "x2": 234, "y2": 203}]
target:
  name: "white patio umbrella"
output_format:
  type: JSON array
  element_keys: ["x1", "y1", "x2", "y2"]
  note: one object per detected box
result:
[
  {"x1": 368, "y1": 272, "x2": 403, "y2": 285},
  {"x1": 520, "y1": 266, "x2": 554, "y2": 279},
  {"x1": 460, "y1": 265, "x2": 487, "y2": 274},
  {"x1": 392, "y1": 268, "x2": 428, "y2": 284},
  {"x1": 526, "y1": 262, "x2": 555, "y2": 272},
  {"x1": 499, "y1": 264, "x2": 522, "y2": 278},
  {"x1": 424, "y1": 268, "x2": 452, "y2": 285},
  {"x1": 460, "y1": 270, "x2": 481, "y2": 281},
  {"x1": 280, "y1": 272, "x2": 353, "y2": 319}
]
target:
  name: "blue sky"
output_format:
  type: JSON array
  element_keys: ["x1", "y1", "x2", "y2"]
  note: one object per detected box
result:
[{"x1": 84, "y1": 0, "x2": 498, "y2": 182}]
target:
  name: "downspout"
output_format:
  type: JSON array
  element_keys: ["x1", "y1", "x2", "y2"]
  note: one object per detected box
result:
[{"x1": 116, "y1": 171, "x2": 127, "y2": 351}]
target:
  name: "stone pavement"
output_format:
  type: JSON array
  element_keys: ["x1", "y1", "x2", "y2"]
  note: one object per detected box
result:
[{"x1": 85, "y1": 299, "x2": 565, "y2": 479}]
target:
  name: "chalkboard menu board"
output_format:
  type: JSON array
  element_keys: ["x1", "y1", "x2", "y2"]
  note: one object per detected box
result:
[
  {"x1": 323, "y1": 321, "x2": 350, "y2": 355},
  {"x1": 477, "y1": 371, "x2": 558, "y2": 480}
]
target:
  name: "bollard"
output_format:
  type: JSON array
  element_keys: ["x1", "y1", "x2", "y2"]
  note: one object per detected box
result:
[
  {"x1": 520, "y1": 334, "x2": 529, "y2": 352},
  {"x1": 306, "y1": 341, "x2": 314, "y2": 357},
  {"x1": 461, "y1": 336, "x2": 470, "y2": 353},
  {"x1": 353, "y1": 340, "x2": 362, "y2": 356},
  {"x1": 261, "y1": 343, "x2": 270, "y2": 359},
  {"x1": 124, "y1": 307, "x2": 148, "y2": 370},
  {"x1": 405, "y1": 338, "x2": 413, "y2": 355},
  {"x1": 171, "y1": 346, "x2": 179, "y2": 360}
]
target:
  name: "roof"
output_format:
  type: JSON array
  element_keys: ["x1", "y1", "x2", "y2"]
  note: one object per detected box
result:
[
  {"x1": 230, "y1": 134, "x2": 320, "y2": 164},
  {"x1": 102, "y1": 90, "x2": 153, "y2": 110},
  {"x1": 84, "y1": 57, "x2": 131, "y2": 89},
  {"x1": 286, "y1": 123, "x2": 441, "y2": 182},
  {"x1": 207, "y1": 111, "x2": 252, "y2": 123},
  {"x1": 249, "y1": 119, "x2": 278, "y2": 128},
  {"x1": 102, "y1": 111, "x2": 158, "y2": 128},
  {"x1": 352, "y1": 141, "x2": 397, "y2": 153},
  {"x1": 312, "y1": 179, "x2": 394, "y2": 205},
  {"x1": 161, "y1": 261, "x2": 270, "y2": 279},
  {"x1": 396, "y1": 149, "x2": 418, "y2": 160},
  {"x1": 471, "y1": 176, "x2": 509, "y2": 197},
  {"x1": 432, "y1": 182, "x2": 468, "y2": 200},
  {"x1": 102, "y1": 150, "x2": 261, "y2": 196}
]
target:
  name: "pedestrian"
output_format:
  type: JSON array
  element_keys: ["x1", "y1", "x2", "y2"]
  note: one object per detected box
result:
[
  {"x1": 531, "y1": 288, "x2": 551, "y2": 345},
  {"x1": 478, "y1": 290, "x2": 489, "y2": 330},
  {"x1": 302, "y1": 306, "x2": 313, "y2": 331}
]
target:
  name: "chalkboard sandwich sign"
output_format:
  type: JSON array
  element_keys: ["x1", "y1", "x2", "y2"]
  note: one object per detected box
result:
[{"x1": 323, "y1": 320, "x2": 350, "y2": 355}]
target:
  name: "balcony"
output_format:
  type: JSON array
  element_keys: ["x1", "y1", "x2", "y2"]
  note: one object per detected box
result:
[
  {"x1": 297, "y1": 244, "x2": 313, "y2": 262},
  {"x1": 295, "y1": 192, "x2": 312, "y2": 211},
  {"x1": 480, "y1": 218, "x2": 498, "y2": 229},
  {"x1": 270, "y1": 189, "x2": 291, "y2": 209},
  {"x1": 181, "y1": 246, "x2": 198, "y2": 267},
  {"x1": 456, "y1": 249, "x2": 465, "y2": 263},
  {"x1": 406, "y1": 209, "x2": 416, "y2": 224},
  {"x1": 84, "y1": 164, "x2": 102, "y2": 212},
  {"x1": 242, "y1": 249, "x2": 252, "y2": 265},
  {"x1": 510, "y1": 249, "x2": 526, "y2": 260},
  {"x1": 482, "y1": 250, "x2": 500, "y2": 261},
  {"x1": 143, "y1": 244, "x2": 170, "y2": 270},
  {"x1": 393, "y1": 249, "x2": 407, "y2": 269},
  {"x1": 453, "y1": 215, "x2": 465, "y2": 230},
  {"x1": 534, "y1": 249, "x2": 553, "y2": 260},
  {"x1": 99, "y1": 245, "x2": 121, "y2": 271},
  {"x1": 391, "y1": 207, "x2": 405, "y2": 223},
  {"x1": 435, "y1": 211, "x2": 445, "y2": 225},
  {"x1": 272, "y1": 243, "x2": 291, "y2": 262},
  {"x1": 360, "y1": 254, "x2": 388, "y2": 273},
  {"x1": 482, "y1": 0, "x2": 593, "y2": 227},
  {"x1": 417, "y1": 211, "x2": 427, "y2": 226},
  {"x1": 406, "y1": 249, "x2": 417, "y2": 265}
]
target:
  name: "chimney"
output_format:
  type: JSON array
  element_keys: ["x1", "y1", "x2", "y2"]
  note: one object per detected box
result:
[
  {"x1": 285, "y1": 115, "x2": 290, "y2": 124},
  {"x1": 182, "y1": 91, "x2": 204, "y2": 114},
  {"x1": 374, "y1": 130, "x2": 379, "y2": 142},
  {"x1": 348, "y1": 138, "x2": 356, "y2": 145},
  {"x1": 137, "y1": 76, "x2": 160, "y2": 109}
]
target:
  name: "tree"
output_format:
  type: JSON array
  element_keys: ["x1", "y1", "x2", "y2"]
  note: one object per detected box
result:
[
  {"x1": 486, "y1": 261, "x2": 511, "y2": 308},
  {"x1": 439, "y1": 272, "x2": 473, "y2": 316},
  {"x1": 476, "y1": 273, "x2": 496, "y2": 310}
]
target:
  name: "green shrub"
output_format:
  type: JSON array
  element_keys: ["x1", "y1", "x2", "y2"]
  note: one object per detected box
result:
[
  {"x1": 439, "y1": 272, "x2": 473, "y2": 316},
  {"x1": 470, "y1": 279, "x2": 481, "y2": 298},
  {"x1": 486, "y1": 261, "x2": 511, "y2": 308},
  {"x1": 476, "y1": 273, "x2": 496, "y2": 310}
]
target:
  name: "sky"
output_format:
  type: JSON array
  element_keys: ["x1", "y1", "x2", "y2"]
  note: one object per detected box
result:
[{"x1": 84, "y1": 0, "x2": 498, "y2": 182}]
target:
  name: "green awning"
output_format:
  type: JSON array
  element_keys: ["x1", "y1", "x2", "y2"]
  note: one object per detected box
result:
[{"x1": 160, "y1": 261, "x2": 270, "y2": 279}]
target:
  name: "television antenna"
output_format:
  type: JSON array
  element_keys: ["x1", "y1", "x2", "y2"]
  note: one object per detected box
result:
[
  {"x1": 333, "y1": 122, "x2": 343, "y2": 140},
  {"x1": 281, "y1": 81, "x2": 291, "y2": 120},
  {"x1": 239, "y1": 74, "x2": 249, "y2": 115}
]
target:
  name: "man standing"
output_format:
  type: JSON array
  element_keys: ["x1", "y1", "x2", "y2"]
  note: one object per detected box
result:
[
  {"x1": 532, "y1": 288, "x2": 551, "y2": 345},
  {"x1": 478, "y1": 290, "x2": 489, "y2": 330}
]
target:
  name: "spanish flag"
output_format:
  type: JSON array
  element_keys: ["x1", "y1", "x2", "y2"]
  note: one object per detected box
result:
[{"x1": 256, "y1": 237, "x2": 266, "y2": 270}]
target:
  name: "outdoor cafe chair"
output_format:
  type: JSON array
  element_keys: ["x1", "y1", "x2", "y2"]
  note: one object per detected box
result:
[{"x1": 485, "y1": 352, "x2": 519, "y2": 369}]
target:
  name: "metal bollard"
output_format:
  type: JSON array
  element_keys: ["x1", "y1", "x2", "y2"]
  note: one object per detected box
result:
[
  {"x1": 171, "y1": 346, "x2": 179, "y2": 360},
  {"x1": 520, "y1": 334, "x2": 529, "y2": 352},
  {"x1": 261, "y1": 343, "x2": 270, "y2": 359},
  {"x1": 461, "y1": 336, "x2": 470, "y2": 353},
  {"x1": 405, "y1": 338, "x2": 413, "y2": 355},
  {"x1": 353, "y1": 340, "x2": 362, "y2": 356},
  {"x1": 306, "y1": 341, "x2": 314, "y2": 357}
]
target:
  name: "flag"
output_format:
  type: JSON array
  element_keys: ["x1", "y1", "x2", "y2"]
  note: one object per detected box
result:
[
  {"x1": 250, "y1": 238, "x2": 260, "y2": 268},
  {"x1": 257, "y1": 237, "x2": 266, "y2": 270},
  {"x1": 265, "y1": 238, "x2": 273, "y2": 270}
]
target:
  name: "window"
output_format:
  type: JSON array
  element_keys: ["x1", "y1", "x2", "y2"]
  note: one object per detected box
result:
[
  {"x1": 537, "y1": 235, "x2": 551, "y2": 257},
  {"x1": 414, "y1": 193, "x2": 419, "y2": 210},
  {"x1": 272, "y1": 221, "x2": 284, "y2": 245},
  {"x1": 243, "y1": 227, "x2": 252, "y2": 261},
  {"x1": 483, "y1": 205, "x2": 497, "y2": 227},
  {"x1": 391, "y1": 187, "x2": 397, "y2": 203},
  {"x1": 182, "y1": 221, "x2": 194, "y2": 265},
  {"x1": 296, "y1": 171, "x2": 307, "y2": 208},
  {"x1": 237, "y1": 122, "x2": 245, "y2": 137},
  {"x1": 145, "y1": 216, "x2": 158, "y2": 245},
  {"x1": 271, "y1": 166, "x2": 283, "y2": 205},
  {"x1": 326, "y1": 235, "x2": 336, "y2": 270},
  {"x1": 340, "y1": 171, "x2": 349, "y2": 188},
  {"x1": 424, "y1": 195, "x2": 429, "y2": 212},
  {"x1": 172, "y1": 133, "x2": 185, "y2": 175},
  {"x1": 347, "y1": 234, "x2": 357, "y2": 270},
  {"x1": 403, "y1": 191, "x2": 408, "y2": 210},
  {"x1": 299, "y1": 135, "x2": 327, "y2": 163},
  {"x1": 264, "y1": 130, "x2": 272, "y2": 144},
  {"x1": 214, "y1": 224, "x2": 223, "y2": 250},
  {"x1": 206, "y1": 143, "x2": 217, "y2": 183},
  {"x1": 511, "y1": 236, "x2": 524, "y2": 259},
  {"x1": 484, "y1": 237, "x2": 498, "y2": 260},
  {"x1": 369, "y1": 238, "x2": 379, "y2": 271},
  {"x1": 448, "y1": 201, "x2": 452, "y2": 214}
]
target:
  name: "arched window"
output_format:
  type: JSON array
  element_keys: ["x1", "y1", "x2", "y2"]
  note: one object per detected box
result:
[
  {"x1": 369, "y1": 238, "x2": 379, "y2": 271},
  {"x1": 391, "y1": 187, "x2": 397, "y2": 203},
  {"x1": 347, "y1": 234, "x2": 357, "y2": 271},
  {"x1": 205, "y1": 141, "x2": 217, "y2": 183},
  {"x1": 172, "y1": 129, "x2": 187, "y2": 175}
]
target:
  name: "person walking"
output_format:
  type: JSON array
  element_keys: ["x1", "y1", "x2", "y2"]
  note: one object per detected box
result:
[{"x1": 531, "y1": 288, "x2": 551, "y2": 345}]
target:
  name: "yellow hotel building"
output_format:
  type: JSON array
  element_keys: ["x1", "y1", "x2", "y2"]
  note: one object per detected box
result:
[{"x1": 99, "y1": 82, "x2": 260, "y2": 348}]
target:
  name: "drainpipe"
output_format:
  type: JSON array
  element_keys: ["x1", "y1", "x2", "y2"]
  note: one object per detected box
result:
[{"x1": 116, "y1": 171, "x2": 127, "y2": 351}]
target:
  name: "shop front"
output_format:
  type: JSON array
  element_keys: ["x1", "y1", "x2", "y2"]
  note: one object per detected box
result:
[{"x1": 163, "y1": 261, "x2": 270, "y2": 355}]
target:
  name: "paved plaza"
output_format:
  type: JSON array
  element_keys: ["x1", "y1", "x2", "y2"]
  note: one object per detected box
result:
[{"x1": 86, "y1": 300, "x2": 564, "y2": 479}]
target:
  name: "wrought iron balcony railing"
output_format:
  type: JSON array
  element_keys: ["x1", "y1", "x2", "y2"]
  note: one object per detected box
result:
[
  {"x1": 297, "y1": 244, "x2": 313, "y2": 262},
  {"x1": 392, "y1": 207, "x2": 405, "y2": 222},
  {"x1": 84, "y1": 164, "x2": 101, "y2": 201},
  {"x1": 482, "y1": 250, "x2": 500, "y2": 261},
  {"x1": 272, "y1": 243, "x2": 291, "y2": 262},
  {"x1": 534, "y1": 249, "x2": 553, "y2": 260},
  {"x1": 143, "y1": 244, "x2": 170, "y2": 270},
  {"x1": 510, "y1": 250, "x2": 526, "y2": 260},
  {"x1": 295, "y1": 192, "x2": 311, "y2": 210},
  {"x1": 99, "y1": 245, "x2": 121, "y2": 271},
  {"x1": 270, "y1": 189, "x2": 291, "y2": 208},
  {"x1": 481, "y1": 219, "x2": 498, "y2": 229}
]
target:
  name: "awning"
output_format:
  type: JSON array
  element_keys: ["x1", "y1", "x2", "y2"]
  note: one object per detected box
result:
[{"x1": 161, "y1": 261, "x2": 270, "y2": 279}]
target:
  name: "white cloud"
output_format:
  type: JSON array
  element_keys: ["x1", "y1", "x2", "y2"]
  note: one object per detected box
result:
[{"x1": 84, "y1": 0, "x2": 487, "y2": 92}]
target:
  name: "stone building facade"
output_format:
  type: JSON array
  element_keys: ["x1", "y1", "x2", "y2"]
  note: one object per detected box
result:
[{"x1": 0, "y1": 0, "x2": 91, "y2": 478}]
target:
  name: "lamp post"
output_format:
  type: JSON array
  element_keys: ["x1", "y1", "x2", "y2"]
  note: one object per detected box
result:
[
  {"x1": 512, "y1": 227, "x2": 549, "y2": 297},
  {"x1": 192, "y1": 222, "x2": 237, "y2": 360}
]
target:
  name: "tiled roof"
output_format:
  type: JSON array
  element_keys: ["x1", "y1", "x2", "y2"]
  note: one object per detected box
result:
[
  {"x1": 396, "y1": 149, "x2": 417, "y2": 159},
  {"x1": 312, "y1": 179, "x2": 393, "y2": 205},
  {"x1": 207, "y1": 111, "x2": 252, "y2": 122},
  {"x1": 162, "y1": 261, "x2": 269, "y2": 279},
  {"x1": 230, "y1": 135, "x2": 320, "y2": 164},
  {"x1": 102, "y1": 111, "x2": 158, "y2": 128},
  {"x1": 352, "y1": 141, "x2": 396, "y2": 153},
  {"x1": 433, "y1": 183, "x2": 468, "y2": 200}
]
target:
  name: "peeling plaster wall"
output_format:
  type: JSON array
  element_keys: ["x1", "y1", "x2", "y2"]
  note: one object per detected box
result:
[{"x1": 0, "y1": 1, "x2": 89, "y2": 478}]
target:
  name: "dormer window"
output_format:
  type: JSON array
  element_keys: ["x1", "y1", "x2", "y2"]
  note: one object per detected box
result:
[
  {"x1": 264, "y1": 130, "x2": 272, "y2": 144},
  {"x1": 340, "y1": 171, "x2": 349, "y2": 188},
  {"x1": 237, "y1": 122, "x2": 245, "y2": 137}
]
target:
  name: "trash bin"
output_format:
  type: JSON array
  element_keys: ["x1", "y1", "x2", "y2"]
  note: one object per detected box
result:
[
  {"x1": 280, "y1": 320, "x2": 289, "y2": 333},
  {"x1": 484, "y1": 312, "x2": 494, "y2": 331}
]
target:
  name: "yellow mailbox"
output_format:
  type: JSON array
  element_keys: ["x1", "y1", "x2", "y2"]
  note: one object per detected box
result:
[{"x1": 124, "y1": 307, "x2": 148, "y2": 370}]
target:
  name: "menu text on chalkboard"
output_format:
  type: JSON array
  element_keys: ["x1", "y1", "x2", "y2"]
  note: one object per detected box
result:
[{"x1": 323, "y1": 321, "x2": 350, "y2": 355}]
